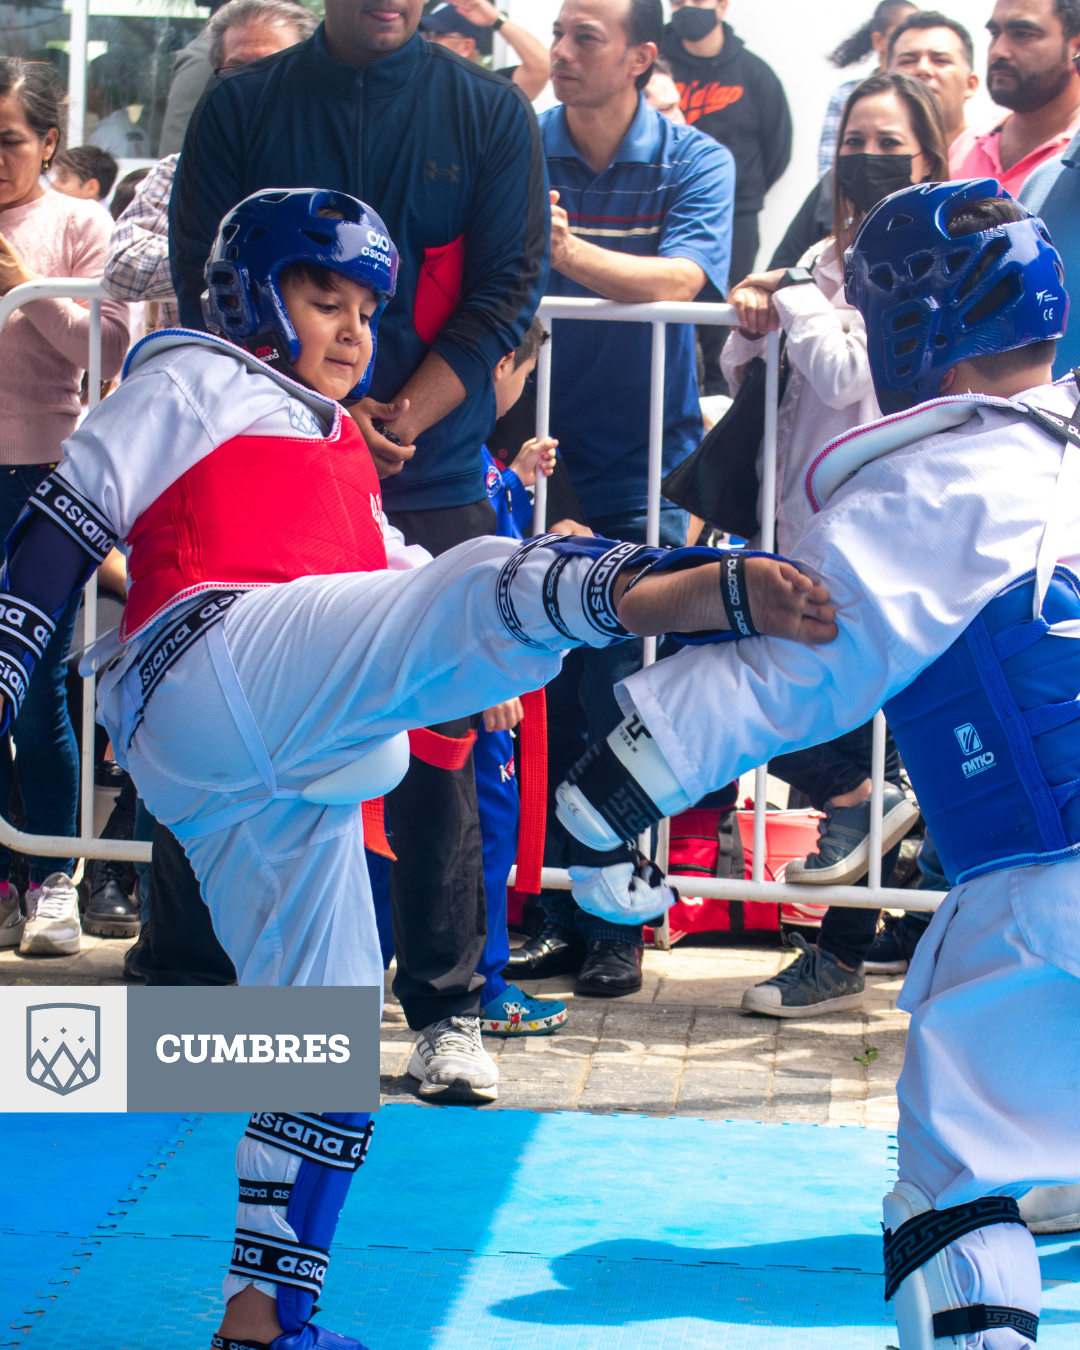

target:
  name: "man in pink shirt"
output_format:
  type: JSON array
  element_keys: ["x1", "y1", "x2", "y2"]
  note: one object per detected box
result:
[{"x1": 950, "y1": 0, "x2": 1080, "y2": 193}]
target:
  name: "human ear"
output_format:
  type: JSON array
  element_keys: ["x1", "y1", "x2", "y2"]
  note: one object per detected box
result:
[{"x1": 939, "y1": 366, "x2": 957, "y2": 394}]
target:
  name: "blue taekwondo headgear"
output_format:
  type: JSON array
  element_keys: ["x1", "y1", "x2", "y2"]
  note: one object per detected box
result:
[
  {"x1": 202, "y1": 188, "x2": 399, "y2": 399},
  {"x1": 844, "y1": 178, "x2": 1067, "y2": 413}
]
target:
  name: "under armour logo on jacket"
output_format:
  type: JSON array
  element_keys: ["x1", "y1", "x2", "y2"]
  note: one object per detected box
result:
[{"x1": 425, "y1": 161, "x2": 460, "y2": 183}]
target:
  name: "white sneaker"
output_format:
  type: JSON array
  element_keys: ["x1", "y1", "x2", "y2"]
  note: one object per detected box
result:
[
  {"x1": 19, "y1": 873, "x2": 82, "y2": 956},
  {"x1": 408, "y1": 1016, "x2": 499, "y2": 1104},
  {"x1": 0, "y1": 883, "x2": 24, "y2": 947}
]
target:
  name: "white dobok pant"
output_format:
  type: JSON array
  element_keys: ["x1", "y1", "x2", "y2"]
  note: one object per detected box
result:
[
  {"x1": 894, "y1": 859, "x2": 1080, "y2": 1347},
  {"x1": 99, "y1": 537, "x2": 606, "y2": 988}
]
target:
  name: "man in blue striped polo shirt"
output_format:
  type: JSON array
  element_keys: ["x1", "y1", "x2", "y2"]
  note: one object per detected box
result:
[{"x1": 506, "y1": 0, "x2": 734, "y2": 997}]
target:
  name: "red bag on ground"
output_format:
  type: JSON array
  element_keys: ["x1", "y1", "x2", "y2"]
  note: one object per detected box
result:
[{"x1": 647, "y1": 805, "x2": 828, "y2": 940}]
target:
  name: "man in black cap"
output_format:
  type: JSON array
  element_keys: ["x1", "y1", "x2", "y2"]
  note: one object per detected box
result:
[{"x1": 421, "y1": 0, "x2": 551, "y2": 98}]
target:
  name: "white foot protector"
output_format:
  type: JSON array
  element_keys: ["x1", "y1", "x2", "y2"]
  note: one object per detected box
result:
[{"x1": 885, "y1": 1183, "x2": 1040, "y2": 1349}]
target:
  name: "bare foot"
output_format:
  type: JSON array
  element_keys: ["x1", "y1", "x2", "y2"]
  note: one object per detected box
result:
[
  {"x1": 615, "y1": 557, "x2": 838, "y2": 645},
  {"x1": 217, "y1": 1284, "x2": 283, "y2": 1345}
]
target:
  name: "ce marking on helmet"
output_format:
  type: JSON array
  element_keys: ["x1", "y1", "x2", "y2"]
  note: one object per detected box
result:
[{"x1": 1037, "y1": 288, "x2": 1059, "y2": 322}]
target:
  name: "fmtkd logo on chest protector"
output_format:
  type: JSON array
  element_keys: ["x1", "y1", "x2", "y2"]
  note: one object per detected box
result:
[{"x1": 955, "y1": 723, "x2": 995, "y2": 778}]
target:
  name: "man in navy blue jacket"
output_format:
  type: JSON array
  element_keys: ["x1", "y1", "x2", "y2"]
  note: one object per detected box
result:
[
  {"x1": 170, "y1": 4, "x2": 548, "y2": 511},
  {"x1": 168, "y1": 0, "x2": 550, "y2": 1103}
]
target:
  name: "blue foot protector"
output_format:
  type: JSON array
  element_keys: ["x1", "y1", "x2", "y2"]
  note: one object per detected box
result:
[{"x1": 212, "y1": 1327, "x2": 369, "y2": 1349}]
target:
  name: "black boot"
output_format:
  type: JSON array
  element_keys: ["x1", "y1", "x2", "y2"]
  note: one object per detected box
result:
[
  {"x1": 503, "y1": 920, "x2": 587, "y2": 979},
  {"x1": 84, "y1": 858, "x2": 141, "y2": 937},
  {"x1": 574, "y1": 939, "x2": 643, "y2": 997}
]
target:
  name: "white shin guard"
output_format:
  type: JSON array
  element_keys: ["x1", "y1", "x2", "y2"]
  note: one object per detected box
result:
[
  {"x1": 223, "y1": 1132, "x2": 302, "y2": 1305},
  {"x1": 884, "y1": 1183, "x2": 1040, "y2": 1349},
  {"x1": 555, "y1": 712, "x2": 690, "y2": 851}
]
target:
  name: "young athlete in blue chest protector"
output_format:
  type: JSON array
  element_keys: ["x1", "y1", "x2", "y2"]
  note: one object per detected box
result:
[
  {"x1": 0, "y1": 188, "x2": 837, "y2": 1348},
  {"x1": 558, "y1": 179, "x2": 1080, "y2": 1349}
]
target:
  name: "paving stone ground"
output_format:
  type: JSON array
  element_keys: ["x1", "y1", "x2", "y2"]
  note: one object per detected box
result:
[
  {"x1": 0, "y1": 928, "x2": 908, "y2": 1128},
  {"x1": 381, "y1": 937, "x2": 908, "y2": 1128}
]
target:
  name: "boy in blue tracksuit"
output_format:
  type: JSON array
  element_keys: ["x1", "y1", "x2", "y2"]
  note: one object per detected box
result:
[{"x1": 475, "y1": 319, "x2": 569, "y2": 1034}]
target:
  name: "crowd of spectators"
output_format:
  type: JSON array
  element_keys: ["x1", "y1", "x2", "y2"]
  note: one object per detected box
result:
[{"x1": 4, "y1": 0, "x2": 1080, "y2": 1086}]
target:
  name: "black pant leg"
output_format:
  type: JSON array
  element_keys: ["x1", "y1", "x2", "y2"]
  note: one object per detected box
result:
[
  {"x1": 770, "y1": 720, "x2": 901, "y2": 811},
  {"x1": 382, "y1": 499, "x2": 497, "y2": 1030},
  {"x1": 135, "y1": 822, "x2": 237, "y2": 985},
  {"x1": 384, "y1": 716, "x2": 487, "y2": 1029}
]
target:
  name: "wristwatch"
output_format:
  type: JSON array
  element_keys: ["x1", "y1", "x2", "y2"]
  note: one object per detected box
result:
[
  {"x1": 492, "y1": 10, "x2": 508, "y2": 28},
  {"x1": 776, "y1": 266, "x2": 815, "y2": 290}
]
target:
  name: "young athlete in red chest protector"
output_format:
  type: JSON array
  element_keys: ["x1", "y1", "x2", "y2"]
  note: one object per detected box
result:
[{"x1": 0, "y1": 189, "x2": 836, "y2": 1347}]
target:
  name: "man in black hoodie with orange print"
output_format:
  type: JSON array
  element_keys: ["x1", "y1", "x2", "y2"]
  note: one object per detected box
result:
[{"x1": 660, "y1": 0, "x2": 791, "y2": 392}]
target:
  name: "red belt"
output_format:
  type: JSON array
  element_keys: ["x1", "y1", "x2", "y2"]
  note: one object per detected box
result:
[{"x1": 360, "y1": 697, "x2": 548, "y2": 893}]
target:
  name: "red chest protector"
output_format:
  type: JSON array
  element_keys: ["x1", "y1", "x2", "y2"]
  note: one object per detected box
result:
[{"x1": 122, "y1": 407, "x2": 387, "y2": 641}]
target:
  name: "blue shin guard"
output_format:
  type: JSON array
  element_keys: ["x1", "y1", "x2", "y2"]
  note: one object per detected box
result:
[{"x1": 228, "y1": 1113, "x2": 374, "y2": 1338}]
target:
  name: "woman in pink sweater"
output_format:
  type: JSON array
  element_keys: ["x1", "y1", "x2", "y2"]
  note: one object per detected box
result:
[{"x1": 0, "y1": 58, "x2": 128, "y2": 954}]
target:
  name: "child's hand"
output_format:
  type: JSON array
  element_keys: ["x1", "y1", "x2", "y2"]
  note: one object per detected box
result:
[
  {"x1": 351, "y1": 398, "x2": 416, "y2": 478},
  {"x1": 508, "y1": 435, "x2": 558, "y2": 487},
  {"x1": 548, "y1": 518, "x2": 593, "y2": 537},
  {"x1": 483, "y1": 697, "x2": 523, "y2": 732}
]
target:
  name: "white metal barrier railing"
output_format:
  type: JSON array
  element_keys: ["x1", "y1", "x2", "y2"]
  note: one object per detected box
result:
[
  {"x1": 526, "y1": 295, "x2": 947, "y2": 924},
  {"x1": 0, "y1": 280, "x2": 945, "y2": 915},
  {"x1": 0, "y1": 278, "x2": 151, "y2": 865}
]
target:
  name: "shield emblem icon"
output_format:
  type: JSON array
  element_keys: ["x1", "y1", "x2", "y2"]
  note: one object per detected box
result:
[{"x1": 26, "y1": 1004, "x2": 101, "y2": 1095}]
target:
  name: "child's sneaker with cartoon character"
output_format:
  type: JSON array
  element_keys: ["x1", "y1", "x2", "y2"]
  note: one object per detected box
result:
[{"x1": 480, "y1": 983, "x2": 568, "y2": 1036}]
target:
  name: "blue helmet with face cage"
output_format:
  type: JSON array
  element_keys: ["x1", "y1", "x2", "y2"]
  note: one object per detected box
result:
[
  {"x1": 202, "y1": 188, "x2": 399, "y2": 399},
  {"x1": 844, "y1": 178, "x2": 1067, "y2": 413}
]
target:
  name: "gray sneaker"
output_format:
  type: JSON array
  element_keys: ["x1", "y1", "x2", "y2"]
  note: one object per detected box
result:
[
  {"x1": 19, "y1": 873, "x2": 81, "y2": 956},
  {"x1": 0, "y1": 883, "x2": 24, "y2": 948},
  {"x1": 741, "y1": 933, "x2": 865, "y2": 1017},
  {"x1": 408, "y1": 1016, "x2": 499, "y2": 1104},
  {"x1": 786, "y1": 783, "x2": 919, "y2": 886}
]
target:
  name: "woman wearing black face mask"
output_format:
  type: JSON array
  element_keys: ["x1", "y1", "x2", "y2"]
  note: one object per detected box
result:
[
  {"x1": 728, "y1": 73, "x2": 949, "y2": 1020},
  {"x1": 726, "y1": 71, "x2": 948, "y2": 553}
]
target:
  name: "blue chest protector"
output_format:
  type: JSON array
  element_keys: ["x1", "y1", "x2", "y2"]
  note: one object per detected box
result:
[{"x1": 884, "y1": 400, "x2": 1080, "y2": 886}]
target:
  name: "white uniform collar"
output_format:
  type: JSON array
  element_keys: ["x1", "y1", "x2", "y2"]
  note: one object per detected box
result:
[
  {"x1": 803, "y1": 389, "x2": 1072, "y2": 513},
  {"x1": 122, "y1": 327, "x2": 341, "y2": 425}
]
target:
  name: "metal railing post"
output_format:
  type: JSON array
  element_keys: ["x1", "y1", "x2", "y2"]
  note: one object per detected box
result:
[
  {"x1": 67, "y1": 0, "x2": 89, "y2": 150},
  {"x1": 78, "y1": 299, "x2": 103, "y2": 847},
  {"x1": 532, "y1": 325, "x2": 552, "y2": 536},
  {"x1": 752, "y1": 328, "x2": 782, "y2": 884},
  {"x1": 643, "y1": 320, "x2": 666, "y2": 668},
  {"x1": 867, "y1": 710, "x2": 887, "y2": 891}
]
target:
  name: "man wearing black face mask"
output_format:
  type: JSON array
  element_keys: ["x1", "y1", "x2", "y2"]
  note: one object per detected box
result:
[{"x1": 659, "y1": 0, "x2": 791, "y2": 393}]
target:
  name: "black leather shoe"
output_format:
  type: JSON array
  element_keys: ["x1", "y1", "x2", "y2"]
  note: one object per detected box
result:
[
  {"x1": 574, "y1": 939, "x2": 643, "y2": 998},
  {"x1": 83, "y1": 860, "x2": 141, "y2": 938},
  {"x1": 504, "y1": 921, "x2": 586, "y2": 978}
]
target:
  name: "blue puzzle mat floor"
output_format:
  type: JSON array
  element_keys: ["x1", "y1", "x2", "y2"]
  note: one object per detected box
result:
[{"x1": 3, "y1": 1106, "x2": 1080, "y2": 1349}]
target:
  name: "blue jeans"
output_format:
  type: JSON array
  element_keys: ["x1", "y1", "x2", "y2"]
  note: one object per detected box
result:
[
  {"x1": 0, "y1": 464, "x2": 79, "y2": 883},
  {"x1": 543, "y1": 503, "x2": 687, "y2": 946}
]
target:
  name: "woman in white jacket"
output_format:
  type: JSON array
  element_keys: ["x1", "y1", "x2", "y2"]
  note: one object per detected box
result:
[
  {"x1": 726, "y1": 72, "x2": 950, "y2": 1019},
  {"x1": 724, "y1": 70, "x2": 949, "y2": 555}
]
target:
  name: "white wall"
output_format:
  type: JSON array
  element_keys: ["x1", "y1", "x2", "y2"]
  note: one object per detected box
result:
[{"x1": 505, "y1": 0, "x2": 1002, "y2": 268}]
